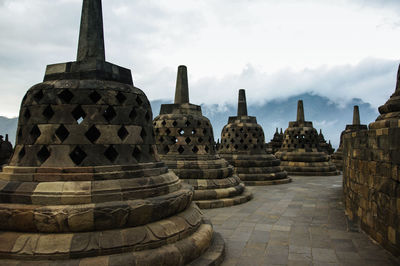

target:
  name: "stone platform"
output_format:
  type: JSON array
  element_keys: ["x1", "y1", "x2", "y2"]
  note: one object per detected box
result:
[{"x1": 203, "y1": 176, "x2": 400, "y2": 266}]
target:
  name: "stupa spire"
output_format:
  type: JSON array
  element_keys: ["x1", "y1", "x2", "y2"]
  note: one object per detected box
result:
[
  {"x1": 174, "y1": 65, "x2": 190, "y2": 104},
  {"x1": 297, "y1": 100, "x2": 305, "y2": 122},
  {"x1": 237, "y1": 89, "x2": 248, "y2": 116},
  {"x1": 353, "y1": 105, "x2": 360, "y2": 125},
  {"x1": 77, "y1": 0, "x2": 105, "y2": 61}
]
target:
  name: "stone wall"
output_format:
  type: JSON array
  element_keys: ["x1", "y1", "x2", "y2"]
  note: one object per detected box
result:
[{"x1": 343, "y1": 126, "x2": 400, "y2": 256}]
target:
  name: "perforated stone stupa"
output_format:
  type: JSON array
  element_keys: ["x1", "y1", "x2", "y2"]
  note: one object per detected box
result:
[
  {"x1": 331, "y1": 106, "x2": 367, "y2": 171},
  {"x1": 318, "y1": 129, "x2": 334, "y2": 155},
  {"x1": 0, "y1": 1, "x2": 225, "y2": 264},
  {"x1": 266, "y1": 128, "x2": 284, "y2": 154},
  {"x1": 0, "y1": 134, "x2": 13, "y2": 169},
  {"x1": 218, "y1": 90, "x2": 291, "y2": 186},
  {"x1": 153, "y1": 66, "x2": 252, "y2": 209},
  {"x1": 276, "y1": 100, "x2": 339, "y2": 176}
]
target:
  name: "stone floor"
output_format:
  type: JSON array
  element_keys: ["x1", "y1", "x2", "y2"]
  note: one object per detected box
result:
[{"x1": 203, "y1": 175, "x2": 400, "y2": 266}]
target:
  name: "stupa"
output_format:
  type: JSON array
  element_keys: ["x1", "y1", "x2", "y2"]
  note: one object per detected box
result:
[
  {"x1": 276, "y1": 100, "x2": 339, "y2": 176},
  {"x1": 266, "y1": 128, "x2": 283, "y2": 154},
  {"x1": 0, "y1": 134, "x2": 13, "y2": 169},
  {"x1": 318, "y1": 129, "x2": 334, "y2": 155},
  {"x1": 331, "y1": 106, "x2": 367, "y2": 171},
  {"x1": 218, "y1": 90, "x2": 291, "y2": 186},
  {"x1": 153, "y1": 66, "x2": 252, "y2": 209},
  {"x1": 0, "y1": 1, "x2": 225, "y2": 264}
]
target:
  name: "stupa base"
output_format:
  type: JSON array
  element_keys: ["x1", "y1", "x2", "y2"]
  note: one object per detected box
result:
[
  {"x1": 195, "y1": 188, "x2": 253, "y2": 209},
  {"x1": 242, "y1": 177, "x2": 292, "y2": 186}
]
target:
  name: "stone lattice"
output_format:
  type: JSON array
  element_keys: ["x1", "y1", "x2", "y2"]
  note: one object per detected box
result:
[
  {"x1": 276, "y1": 100, "x2": 339, "y2": 176},
  {"x1": 0, "y1": 134, "x2": 13, "y2": 169},
  {"x1": 153, "y1": 66, "x2": 252, "y2": 209},
  {"x1": 0, "y1": 1, "x2": 225, "y2": 264},
  {"x1": 218, "y1": 90, "x2": 291, "y2": 186},
  {"x1": 266, "y1": 128, "x2": 283, "y2": 154},
  {"x1": 343, "y1": 67, "x2": 400, "y2": 256},
  {"x1": 331, "y1": 106, "x2": 367, "y2": 171}
]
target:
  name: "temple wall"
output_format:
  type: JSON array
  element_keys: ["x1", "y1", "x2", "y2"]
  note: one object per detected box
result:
[{"x1": 343, "y1": 126, "x2": 400, "y2": 256}]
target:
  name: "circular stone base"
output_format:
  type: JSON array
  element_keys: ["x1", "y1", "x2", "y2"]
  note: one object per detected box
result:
[
  {"x1": 286, "y1": 171, "x2": 340, "y2": 176},
  {"x1": 188, "y1": 232, "x2": 225, "y2": 266},
  {"x1": 195, "y1": 188, "x2": 253, "y2": 209},
  {"x1": 243, "y1": 177, "x2": 292, "y2": 186}
]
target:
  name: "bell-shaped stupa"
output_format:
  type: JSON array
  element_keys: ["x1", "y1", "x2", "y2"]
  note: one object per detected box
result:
[
  {"x1": 276, "y1": 100, "x2": 339, "y2": 176},
  {"x1": 0, "y1": 134, "x2": 13, "y2": 169},
  {"x1": 218, "y1": 90, "x2": 291, "y2": 185},
  {"x1": 266, "y1": 128, "x2": 283, "y2": 154},
  {"x1": 332, "y1": 106, "x2": 367, "y2": 171},
  {"x1": 153, "y1": 66, "x2": 252, "y2": 209},
  {"x1": 318, "y1": 129, "x2": 334, "y2": 155},
  {"x1": 0, "y1": 1, "x2": 225, "y2": 264}
]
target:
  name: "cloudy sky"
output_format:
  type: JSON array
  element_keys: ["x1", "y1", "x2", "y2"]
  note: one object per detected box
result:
[{"x1": 0, "y1": 0, "x2": 400, "y2": 118}]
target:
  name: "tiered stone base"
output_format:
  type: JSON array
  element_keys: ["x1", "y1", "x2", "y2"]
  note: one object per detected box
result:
[
  {"x1": 0, "y1": 163, "x2": 225, "y2": 265},
  {"x1": 160, "y1": 155, "x2": 252, "y2": 209},
  {"x1": 331, "y1": 150, "x2": 343, "y2": 172},
  {"x1": 220, "y1": 154, "x2": 291, "y2": 186},
  {"x1": 276, "y1": 152, "x2": 340, "y2": 176}
]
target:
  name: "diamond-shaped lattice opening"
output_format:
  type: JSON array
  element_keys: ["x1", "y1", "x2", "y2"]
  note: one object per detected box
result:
[
  {"x1": 255, "y1": 128, "x2": 259, "y2": 132},
  {"x1": 118, "y1": 126, "x2": 129, "y2": 141},
  {"x1": 244, "y1": 133, "x2": 248, "y2": 139},
  {"x1": 85, "y1": 125, "x2": 101, "y2": 143},
  {"x1": 178, "y1": 129, "x2": 184, "y2": 136},
  {"x1": 140, "y1": 128, "x2": 147, "y2": 140},
  {"x1": 171, "y1": 137, "x2": 178, "y2": 143},
  {"x1": 166, "y1": 128, "x2": 171, "y2": 135},
  {"x1": 155, "y1": 128, "x2": 160, "y2": 135},
  {"x1": 103, "y1": 106, "x2": 117, "y2": 122},
  {"x1": 234, "y1": 145, "x2": 239, "y2": 150},
  {"x1": 161, "y1": 120, "x2": 167, "y2": 126},
  {"x1": 172, "y1": 121, "x2": 178, "y2": 127},
  {"x1": 192, "y1": 146, "x2": 199, "y2": 154},
  {"x1": 42, "y1": 105, "x2": 55, "y2": 120},
  {"x1": 132, "y1": 146, "x2": 141, "y2": 162},
  {"x1": 18, "y1": 129, "x2": 23, "y2": 139},
  {"x1": 159, "y1": 136, "x2": 164, "y2": 142},
  {"x1": 185, "y1": 137, "x2": 191, "y2": 144},
  {"x1": 206, "y1": 122, "x2": 210, "y2": 127},
  {"x1": 129, "y1": 108, "x2": 137, "y2": 120},
  {"x1": 205, "y1": 146, "x2": 210, "y2": 153},
  {"x1": 185, "y1": 121, "x2": 191, "y2": 127},
  {"x1": 89, "y1": 91, "x2": 102, "y2": 103},
  {"x1": 145, "y1": 111, "x2": 151, "y2": 122},
  {"x1": 230, "y1": 139, "x2": 234, "y2": 144},
  {"x1": 244, "y1": 144, "x2": 249, "y2": 150},
  {"x1": 70, "y1": 146, "x2": 87, "y2": 166},
  {"x1": 240, "y1": 139, "x2": 244, "y2": 143},
  {"x1": 163, "y1": 145, "x2": 170, "y2": 154},
  {"x1": 24, "y1": 109, "x2": 31, "y2": 119},
  {"x1": 203, "y1": 129, "x2": 207, "y2": 134},
  {"x1": 104, "y1": 145, "x2": 119, "y2": 163},
  {"x1": 178, "y1": 146, "x2": 185, "y2": 154},
  {"x1": 55, "y1": 124, "x2": 69, "y2": 143},
  {"x1": 58, "y1": 89, "x2": 74, "y2": 103},
  {"x1": 197, "y1": 121, "x2": 201, "y2": 126},
  {"x1": 249, "y1": 139, "x2": 253, "y2": 143},
  {"x1": 116, "y1": 92, "x2": 127, "y2": 104},
  {"x1": 136, "y1": 96, "x2": 143, "y2": 106},
  {"x1": 34, "y1": 90, "x2": 44, "y2": 103},
  {"x1": 198, "y1": 137, "x2": 203, "y2": 143},
  {"x1": 18, "y1": 147, "x2": 26, "y2": 159},
  {"x1": 30, "y1": 125, "x2": 41, "y2": 143},
  {"x1": 226, "y1": 145, "x2": 230, "y2": 149},
  {"x1": 192, "y1": 129, "x2": 196, "y2": 135},
  {"x1": 37, "y1": 146, "x2": 50, "y2": 164},
  {"x1": 72, "y1": 105, "x2": 86, "y2": 124}
]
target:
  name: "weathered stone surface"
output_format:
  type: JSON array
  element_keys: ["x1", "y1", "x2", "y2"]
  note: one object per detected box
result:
[
  {"x1": 153, "y1": 66, "x2": 252, "y2": 208},
  {"x1": 266, "y1": 128, "x2": 284, "y2": 154},
  {"x1": 218, "y1": 90, "x2": 291, "y2": 186},
  {"x1": 0, "y1": 1, "x2": 224, "y2": 264},
  {"x1": 343, "y1": 66, "x2": 400, "y2": 257},
  {"x1": 276, "y1": 100, "x2": 339, "y2": 176},
  {"x1": 0, "y1": 134, "x2": 13, "y2": 170}
]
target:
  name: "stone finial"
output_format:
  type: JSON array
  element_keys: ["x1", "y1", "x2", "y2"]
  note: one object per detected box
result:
[
  {"x1": 280, "y1": 128, "x2": 283, "y2": 134},
  {"x1": 353, "y1": 105, "x2": 360, "y2": 125},
  {"x1": 5, "y1": 134, "x2": 8, "y2": 142},
  {"x1": 174, "y1": 65, "x2": 190, "y2": 104},
  {"x1": 77, "y1": 0, "x2": 106, "y2": 62},
  {"x1": 319, "y1": 129, "x2": 322, "y2": 135},
  {"x1": 396, "y1": 64, "x2": 400, "y2": 92},
  {"x1": 276, "y1": 128, "x2": 279, "y2": 133},
  {"x1": 237, "y1": 89, "x2": 248, "y2": 116},
  {"x1": 297, "y1": 100, "x2": 305, "y2": 122}
]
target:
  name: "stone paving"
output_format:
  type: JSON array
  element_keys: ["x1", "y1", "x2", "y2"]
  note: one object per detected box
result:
[{"x1": 203, "y1": 175, "x2": 400, "y2": 266}]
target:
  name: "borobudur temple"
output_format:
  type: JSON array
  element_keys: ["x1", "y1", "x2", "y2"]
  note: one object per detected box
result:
[
  {"x1": 0, "y1": 1, "x2": 225, "y2": 264},
  {"x1": 218, "y1": 89, "x2": 291, "y2": 186},
  {"x1": 276, "y1": 100, "x2": 339, "y2": 176}
]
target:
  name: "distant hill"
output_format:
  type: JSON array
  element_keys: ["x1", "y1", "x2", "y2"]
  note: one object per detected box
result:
[
  {"x1": 1, "y1": 93, "x2": 379, "y2": 149},
  {"x1": 0, "y1": 116, "x2": 18, "y2": 145}
]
